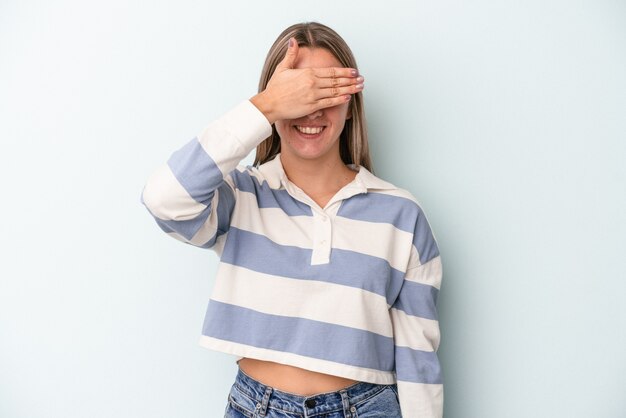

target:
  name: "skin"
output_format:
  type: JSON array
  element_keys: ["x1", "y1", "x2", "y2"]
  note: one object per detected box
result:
[{"x1": 242, "y1": 39, "x2": 366, "y2": 394}]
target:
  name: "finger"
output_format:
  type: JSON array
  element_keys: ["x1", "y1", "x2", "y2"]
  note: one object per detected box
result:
[
  {"x1": 275, "y1": 37, "x2": 299, "y2": 71},
  {"x1": 313, "y1": 95, "x2": 353, "y2": 111},
  {"x1": 315, "y1": 83, "x2": 364, "y2": 100},
  {"x1": 318, "y1": 75, "x2": 364, "y2": 89},
  {"x1": 312, "y1": 67, "x2": 359, "y2": 79}
]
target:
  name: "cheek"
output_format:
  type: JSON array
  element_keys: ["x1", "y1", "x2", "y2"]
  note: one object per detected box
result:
[
  {"x1": 328, "y1": 103, "x2": 350, "y2": 121},
  {"x1": 274, "y1": 121, "x2": 290, "y2": 138}
]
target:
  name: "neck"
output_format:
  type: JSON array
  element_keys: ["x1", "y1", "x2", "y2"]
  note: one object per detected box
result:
[{"x1": 279, "y1": 152, "x2": 357, "y2": 205}]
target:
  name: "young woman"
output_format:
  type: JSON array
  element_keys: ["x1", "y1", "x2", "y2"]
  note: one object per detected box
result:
[{"x1": 141, "y1": 22, "x2": 443, "y2": 418}]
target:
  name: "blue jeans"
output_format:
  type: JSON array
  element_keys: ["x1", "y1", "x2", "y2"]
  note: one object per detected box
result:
[{"x1": 224, "y1": 366, "x2": 402, "y2": 418}]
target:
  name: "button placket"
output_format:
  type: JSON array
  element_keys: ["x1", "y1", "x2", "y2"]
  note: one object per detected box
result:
[{"x1": 310, "y1": 210, "x2": 332, "y2": 265}]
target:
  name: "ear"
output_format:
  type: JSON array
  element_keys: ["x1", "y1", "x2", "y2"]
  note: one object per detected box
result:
[{"x1": 345, "y1": 101, "x2": 353, "y2": 120}]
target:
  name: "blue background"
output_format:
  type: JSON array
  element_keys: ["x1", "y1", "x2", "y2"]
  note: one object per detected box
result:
[{"x1": 1, "y1": 1, "x2": 624, "y2": 417}]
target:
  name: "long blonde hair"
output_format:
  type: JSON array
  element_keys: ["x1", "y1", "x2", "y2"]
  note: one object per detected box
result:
[{"x1": 253, "y1": 22, "x2": 372, "y2": 171}]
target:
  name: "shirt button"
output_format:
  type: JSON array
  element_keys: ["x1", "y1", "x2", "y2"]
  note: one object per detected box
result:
[
  {"x1": 321, "y1": 216, "x2": 327, "y2": 222},
  {"x1": 305, "y1": 398, "x2": 316, "y2": 408},
  {"x1": 320, "y1": 240, "x2": 327, "y2": 245}
]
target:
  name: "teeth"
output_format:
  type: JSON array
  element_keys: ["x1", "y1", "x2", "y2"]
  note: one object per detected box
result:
[{"x1": 296, "y1": 126, "x2": 324, "y2": 135}]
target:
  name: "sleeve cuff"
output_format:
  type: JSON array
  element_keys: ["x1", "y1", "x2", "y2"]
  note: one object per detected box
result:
[{"x1": 218, "y1": 100, "x2": 273, "y2": 151}]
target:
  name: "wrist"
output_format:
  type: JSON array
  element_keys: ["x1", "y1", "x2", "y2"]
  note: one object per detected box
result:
[{"x1": 250, "y1": 92, "x2": 277, "y2": 125}]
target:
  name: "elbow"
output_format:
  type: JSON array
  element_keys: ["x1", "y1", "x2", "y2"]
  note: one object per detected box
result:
[
  {"x1": 141, "y1": 164, "x2": 210, "y2": 221},
  {"x1": 140, "y1": 182, "x2": 170, "y2": 220},
  {"x1": 142, "y1": 181, "x2": 209, "y2": 221}
]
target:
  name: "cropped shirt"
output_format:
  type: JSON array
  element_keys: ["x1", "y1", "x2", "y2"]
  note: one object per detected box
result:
[{"x1": 140, "y1": 100, "x2": 444, "y2": 417}]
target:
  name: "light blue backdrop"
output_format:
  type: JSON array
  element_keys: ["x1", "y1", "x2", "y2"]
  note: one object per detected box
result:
[{"x1": 1, "y1": 1, "x2": 624, "y2": 417}]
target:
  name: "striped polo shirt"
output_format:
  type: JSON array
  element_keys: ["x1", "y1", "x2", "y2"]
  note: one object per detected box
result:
[{"x1": 141, "y1": 100, "x2": 443, "y2": 418}]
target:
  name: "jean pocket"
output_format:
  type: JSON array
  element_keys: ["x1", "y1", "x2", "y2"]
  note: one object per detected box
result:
[
  {"x1": 388, "y1": 384, "x2": 399, "y2": 403},
  {"x1": 351, "y1": 385, "x2": 402, "y2": 418}
]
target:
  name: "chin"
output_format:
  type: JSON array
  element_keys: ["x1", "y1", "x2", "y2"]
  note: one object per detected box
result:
[{"x1": 288, "y1": 147, "x2": 335, "y2": 161}]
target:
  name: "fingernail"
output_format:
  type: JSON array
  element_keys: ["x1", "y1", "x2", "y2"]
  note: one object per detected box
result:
[
  {"x1": 288, "y1": 38, "x2": 293, "y2": 48},
  {"x1": 356, "y1": 84, "x2": 364, "y2": 89},
  {"x1": 351, "y1": 69, "x2": 358, "y2": 76},
  {"x1": 356, "y1": 76, "x2": 364, "y2": 82}
]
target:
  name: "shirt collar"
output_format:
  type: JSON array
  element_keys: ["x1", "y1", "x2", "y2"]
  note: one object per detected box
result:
[{"x1": 258, "y1": 153, "x2": 398, "y2": 192}]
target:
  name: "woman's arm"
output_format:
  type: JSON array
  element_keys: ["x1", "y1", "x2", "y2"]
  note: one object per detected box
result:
[
  {"x1": 140, "y1": 37, "x2": 362, "y2": 249},
  {"x1": 140, "y1": 100, "x2": 271, "y2": 249},
  {"x1": 390, "y1": 207, "x2": 444, "y2": 417}
]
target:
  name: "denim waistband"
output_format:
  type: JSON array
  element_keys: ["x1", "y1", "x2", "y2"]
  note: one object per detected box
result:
[{"x1": 232, "y1": 366, "x2": 392, "y2": 417}]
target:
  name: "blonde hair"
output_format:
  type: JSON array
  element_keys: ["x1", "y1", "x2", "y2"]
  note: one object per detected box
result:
[{"x1": 253, "y1": 22, "x2": 372, "y2": 171}]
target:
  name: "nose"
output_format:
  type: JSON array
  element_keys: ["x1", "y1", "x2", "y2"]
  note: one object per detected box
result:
[{"x1": 306, "y1": 109, "x2": 323, "y2": 120}]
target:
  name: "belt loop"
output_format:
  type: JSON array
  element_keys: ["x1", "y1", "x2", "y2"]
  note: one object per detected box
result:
[
  {"x1": 258, "y1": 385, "x2": 273, "y2": 416},
  {"x1": 339, "y1": 389, "x2": 352, "y2": 418}
]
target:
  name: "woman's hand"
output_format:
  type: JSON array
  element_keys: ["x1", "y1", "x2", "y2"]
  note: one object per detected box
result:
[{"x1": 250, "y1": 37, "x2": 364, "y2": 124}]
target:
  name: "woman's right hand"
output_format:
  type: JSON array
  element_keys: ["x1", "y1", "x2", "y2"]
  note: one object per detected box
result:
[{"x1": 250, "y1": 37, "x2": 364, "y2": 124}]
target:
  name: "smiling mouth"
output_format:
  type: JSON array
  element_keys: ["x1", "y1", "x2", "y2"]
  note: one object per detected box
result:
[{"x1": 295, "y1": 125, "x2": 326, "y2": 135}]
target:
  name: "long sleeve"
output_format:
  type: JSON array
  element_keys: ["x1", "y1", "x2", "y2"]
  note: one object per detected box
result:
[
  {"x1": 389, "y1": 207, "x2": 444, "y2": 417},
  {"x1": 140, "y1": 100, "x2": 272, "y2": 249}
]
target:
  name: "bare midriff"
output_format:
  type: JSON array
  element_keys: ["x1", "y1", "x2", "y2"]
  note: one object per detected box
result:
[{"x1": 237, "y1": 358, "x2": 359, "y2": 396}]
